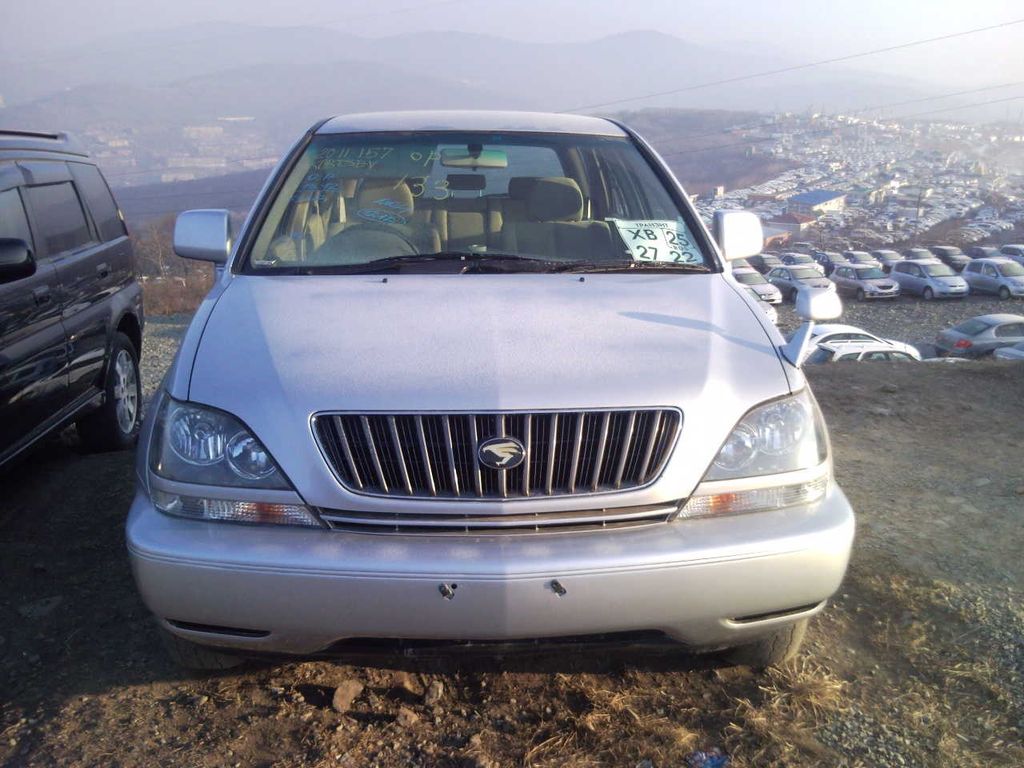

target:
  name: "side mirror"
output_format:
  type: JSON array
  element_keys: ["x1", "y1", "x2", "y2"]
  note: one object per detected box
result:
[
  {"x1": 712, "y1": 210, "x2": 763, "y2": 261},
  {"x1": 0, "y1": 238, "x2": 36, "y2": 283},
  {"x1": 781, "y1": 288, "x2": 843, "y2": 367},
  {"x1": 173, "y1": 209, "x2": 232, "y2": 264}
]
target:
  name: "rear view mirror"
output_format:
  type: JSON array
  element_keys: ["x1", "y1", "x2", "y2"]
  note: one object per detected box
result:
[
  {"x1": 173, "y1": 209, "x2": 232, "y2": 264},
  {"x1": 440, "y1": 148, "x2": 508, "y2": 169},
  {"x1": 0, "y1": 238, "x2": 35, "y2": 283},
  {"x1": 712, "y1": 210, "x2": 763, "y2": 261}
]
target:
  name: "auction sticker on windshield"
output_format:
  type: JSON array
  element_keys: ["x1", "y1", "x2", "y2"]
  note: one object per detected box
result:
[{"x1": 610, "y1": 219, "x2": 702, "y2": 264}]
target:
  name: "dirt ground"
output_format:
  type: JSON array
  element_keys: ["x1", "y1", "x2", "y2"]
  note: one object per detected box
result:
[{"x1": 1, "y1": 332, "x2": 1023, "y2": 767}]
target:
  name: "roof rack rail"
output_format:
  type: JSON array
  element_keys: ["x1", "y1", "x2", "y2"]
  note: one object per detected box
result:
[{"x1": 0, "y1": 129, "x2": 88, "y2": 157}]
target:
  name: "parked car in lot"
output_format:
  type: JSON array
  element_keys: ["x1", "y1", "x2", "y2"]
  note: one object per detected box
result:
[
  {"x1": 935, "y1": 314, "x2": 1024, "y2": 357},
  {"x1": 766, "y1": 264, "x2": 834, "y2": 300},
  {"x1": 779, "y1": 252, "x2": 824, "y2": 274},
  {"x1": 126, "y1": 111, "x2": 854, "y2": 670},
  {"x1": 829, "y1": 264, "x2": 900, "y2": 300},
  {"x1": 802, "y1": 323, "x2": 919, "y2": 359},
  {"x1": 928, "y1": 245, "x2": 970, "y2": 272},
  {"x1": 870, "y1": 249, "x2": 904, "y2": 272},
  {"x1": 998, "y1": 244, "x2": 1024, "y2": 266},
  {"x1": 747, "y1": 252, "x2": 783, "y2": 274},
  {"x1": 744, "y1": 288, "x2": 778, "y2": 324},
  {"x1": 0, "y1": 130, "x2": 144, "y2": 468},
  {"x1": 731, "y1": 266, "x2": 783, "y2": 303},
  {"x1": 841, "y1": 250, "x2": 882, "y2": 269},
  {"x1": 889, "y1": 259, "x2": 969, "y2": 300},
  {"x1": 811, "y1": 250, "x2": 848, "y2": 275},
  {"x1": 902, "y1": 247, "x2": 934, "y2": 261},
  {"x1": 967, "y1": 245, "x2": 1001, "y2": 260},
  {"x1": 993, "y1": 341, "x2": 1024, "y2": 360},
  {"x1": 790, "y1": 241, "x2": 814, "y2": 254},
  {"x1": 961, "y1": 258, "x2": 1024, "y2": 299},
  {"x1": 805, "y1": 341, "x2": 920, "y2": 364}
]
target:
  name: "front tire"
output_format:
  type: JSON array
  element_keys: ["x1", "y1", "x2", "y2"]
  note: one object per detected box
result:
[
  {"x1": 998, "y1": 286, "x2": 1011, "y2": 300},
  {"x1": 76, "y1": 332, "x2": 142, "y2": 451},
  {"x1": 922, "y1": 287, "x2": 934, "y2": 301},
  {"x1": 159, "y1": 627, "x2": 244, "y2": 671},
  {"x1": 856, "y1": 288, "x2": 866, "y2": 301},
  {"x1": 726, "y1": 618, "x2": 808, "y2": 668}
]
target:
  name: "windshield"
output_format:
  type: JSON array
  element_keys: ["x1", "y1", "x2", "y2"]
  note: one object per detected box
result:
[
  {"x1": 791, "y1": 268, "x2": 821, "y2": 279},
  {"x1": 999, "y1": 262, "x2": 1024, "y2": 277},
  {"x1": 245, "y1": 132, "x2": 707, "y2": 273},
  {"x1": 922, "y1": 263, "x2": 956, "y2": 277},
  {"x1": 847, "y1": 253, "x2": 872, "y2": 263},
  {"x1": 788, "y1": 254, "x2": 814, "y2": 264},
  {"x1": 734, "y1": 271, "x2": 767, "y2": 285},
  {"x1": 855, "y1": 267, "x2": 887, "y2": 279},
  {"x1": 954, "y1": 319, "x2": 991, "y2": 335}
]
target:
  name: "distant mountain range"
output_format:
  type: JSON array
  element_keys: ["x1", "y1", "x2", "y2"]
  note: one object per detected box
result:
[{"x1": 1, "y1": 24, "x2": 936, "y2": 140}]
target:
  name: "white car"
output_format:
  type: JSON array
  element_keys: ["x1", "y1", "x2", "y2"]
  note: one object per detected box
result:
[
  {"x1": 803, "y1": 324, "x2": 918, "y2": 358},
  {"x1": 806, "y1": 341, "x2": 921, "y2": 364}
]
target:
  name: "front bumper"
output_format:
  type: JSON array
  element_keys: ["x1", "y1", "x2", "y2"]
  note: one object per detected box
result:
[{"x1": 126, "y1": 484, "x2": 855, "y2": 655}]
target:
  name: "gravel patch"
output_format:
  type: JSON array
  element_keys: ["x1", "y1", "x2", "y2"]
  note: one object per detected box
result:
[{"x1": 140, "y1": 313, "x2": 190, "y2": 399}]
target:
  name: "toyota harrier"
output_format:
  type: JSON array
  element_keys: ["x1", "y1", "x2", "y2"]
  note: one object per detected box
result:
[{"x1": 126, "y1": 112, "x2": 854, "y2": 670}]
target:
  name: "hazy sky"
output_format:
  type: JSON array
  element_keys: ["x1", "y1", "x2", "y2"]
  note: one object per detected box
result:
[{"x1": 3, "y1": 0, "x2": 1023, "y2": 88}]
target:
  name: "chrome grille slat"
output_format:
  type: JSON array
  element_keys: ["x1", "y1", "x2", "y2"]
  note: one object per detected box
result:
[
  {"x1": 313, "y1": 409, "x2": 681, "y2": 507},
  {"x1": 319, "y1": 501, "x2": 681, "y2": 535},
  {"x1": 359, "y1": 415, "x2": 389, "y2": 492}
]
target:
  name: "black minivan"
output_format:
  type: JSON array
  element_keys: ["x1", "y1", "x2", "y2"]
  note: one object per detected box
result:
[{"x1": 0, "y1": 130, "x2": 143, "y2": 467}]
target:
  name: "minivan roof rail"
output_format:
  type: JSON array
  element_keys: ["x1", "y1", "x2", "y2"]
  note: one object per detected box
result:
[{"x1": 0, "y1": 129, "x2": 88, "y2": 157}]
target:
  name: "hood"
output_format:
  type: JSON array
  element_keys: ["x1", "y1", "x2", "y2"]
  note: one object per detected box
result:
[
  {"x1": 186, "y1": 274, "x2": 792, "y2": 505},
  {"x1": 934, "y1": 276, "x2": 966, "y2": 287},
  {"x1": 752, "y1": 284, "x2": 778, "y2": 297},
  {"x1": 864, "y1": 278, "x2": 897, "y2": 288}
]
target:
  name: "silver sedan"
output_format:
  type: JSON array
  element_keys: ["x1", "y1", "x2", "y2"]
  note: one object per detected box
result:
[
  {"x1": 766, "y1": 265, "x2": 835, "y2": 302},
  {"x1": 829, "y1": 265, "x2": 900, "y2": 301}
]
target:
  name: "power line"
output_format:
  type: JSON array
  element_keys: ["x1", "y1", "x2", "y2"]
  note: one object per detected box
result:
[{"x1": 565, "y1": 18, "x2": 1024, "y2": 113}]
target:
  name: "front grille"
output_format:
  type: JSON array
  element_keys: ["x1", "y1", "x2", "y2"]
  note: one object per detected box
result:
[{"x1": 313, "y1": 409, "x2": 681, "y2": 500}]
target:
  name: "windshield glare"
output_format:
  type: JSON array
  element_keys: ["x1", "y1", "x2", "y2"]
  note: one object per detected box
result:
[
  {"x1": 246, "y1": 132, "x2": 706, "y2": 273},
  {"x1": 734, "y1": 271, "x2": 767, "y2": 285},
  {"x1": 791, "y1": 268, "x2": 821, "y2": 279},
  {"x1": 923, "y1": 263, "x2": 956, "y2": 277},
  {"x1": 999, "y1": 262, "x2": 1024, "y2": 276},
  {"x1": 855, "y1": 267, "x2": 886, "y2": 279}
]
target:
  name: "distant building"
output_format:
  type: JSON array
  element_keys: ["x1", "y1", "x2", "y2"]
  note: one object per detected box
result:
[
  {"x1": 786, "y1": 190, "x2": 846, "y2": 216},
  {"x1": 769, "y1": 212, "x2": 816, "y2": 234}
]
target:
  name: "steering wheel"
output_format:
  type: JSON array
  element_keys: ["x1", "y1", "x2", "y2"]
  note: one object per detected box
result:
[{"x1": 307, "y1": 223, "x2": 419, "y2": 264}]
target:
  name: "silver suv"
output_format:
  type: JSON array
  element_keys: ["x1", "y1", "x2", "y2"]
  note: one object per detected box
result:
[{"x1": 127, "y1": 112, "x2": 854, "y2": 670}]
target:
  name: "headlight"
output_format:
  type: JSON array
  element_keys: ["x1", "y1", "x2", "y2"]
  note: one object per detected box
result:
[
  {"x1": 149, "y1": 397, "x2": 321, "y2": 528},
  {"x1": 680, "y1": 390, "x2": 830, "y2": 520},
  {"x1": 151, "y1": 398, "x2": 288, "y2": 488},
  {"x1": 705, "y1": 390, "x2": 828, "y2": 481}
]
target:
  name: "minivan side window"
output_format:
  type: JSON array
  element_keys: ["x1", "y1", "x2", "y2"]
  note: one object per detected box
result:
[
  {"x1": 69, "y1": 163, "x2": 126, "y2": 242},
  {"x1": 24, "y1": 182, "x2": 95, "y2": 256},
  {"x1": 0, "y1": 188, "x2": 34, "y2": 250}
]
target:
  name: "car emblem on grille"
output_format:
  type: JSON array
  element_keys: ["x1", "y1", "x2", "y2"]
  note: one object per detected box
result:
[{"x1": 478, "y1": 437, "x2": 526, "y2": 470}]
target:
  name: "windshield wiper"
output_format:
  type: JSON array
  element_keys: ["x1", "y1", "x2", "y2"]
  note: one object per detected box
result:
[
  {"x1": 297, "y1": 252, "x2": 572, "y2": 275},
  {"x1": 565, "y1": 260, "x2": 712, "y2": 274}
]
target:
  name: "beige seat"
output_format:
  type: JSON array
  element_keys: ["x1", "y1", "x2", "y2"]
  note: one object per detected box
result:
[
  {"x1": 331, "y1": 178, "x2": 440, "y2": 253},
  {"x1": 499, "y1": 177, "x2": 613, "y2": 261}
]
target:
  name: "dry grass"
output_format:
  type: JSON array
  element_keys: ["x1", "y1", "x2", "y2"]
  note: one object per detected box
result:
[{"x1": 141, "y1": 270, "x2": 213, "y2": 315}]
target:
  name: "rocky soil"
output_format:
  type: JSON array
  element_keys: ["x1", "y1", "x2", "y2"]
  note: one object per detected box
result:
[{"x1": 1, "y1": 303, "x2": 1022, "y2": 768}]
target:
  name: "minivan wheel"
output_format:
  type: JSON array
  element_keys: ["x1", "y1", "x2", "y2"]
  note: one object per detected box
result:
[
  {"x1": 159, "y1": 627, "x2": 244, "y2": 671},
  {"x1": 856, "y1": 288, "x2": 866, "y2": 301},
  {"x1": 76, "y1": 332, "x2": 142, "y2": 451},
  {"x1": 922, "y1": 287, "x2": 934, "y2": 301},
  {"x1": 725, "y1": 618, "x2": 808, "y2": 669},
  {"x1": 998, "y1": 286, "x2": 1011, "y2": 300}
]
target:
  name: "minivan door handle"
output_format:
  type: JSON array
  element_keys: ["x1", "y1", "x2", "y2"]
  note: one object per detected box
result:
[
  {"x1": 32, "y1": 286, "x2": 52, "y2": 305},
  {"x1": 96, "y1": 263, "x2": 110, "y2": 279}
]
